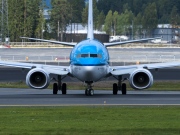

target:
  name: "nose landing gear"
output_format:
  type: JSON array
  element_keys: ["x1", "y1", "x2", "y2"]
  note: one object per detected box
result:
[
  {"x1": 85, "y1": 88, "x2": 94, "y2": 96},
  {"x1": 85, "y1": 82, "x2": 94, "y2": 96}
]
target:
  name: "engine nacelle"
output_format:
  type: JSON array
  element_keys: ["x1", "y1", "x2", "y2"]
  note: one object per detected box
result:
[
  {"x1": 129, "y1": 69, "x2": 153, "y2": 90},
  {"x1": 26, "y1": 68, "x2": 50, "y2": 89}
]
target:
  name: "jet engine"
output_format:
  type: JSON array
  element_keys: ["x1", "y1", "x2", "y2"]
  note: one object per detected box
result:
[
  {"x1": 129, "y1": 69, "x2": 153, "y2": 90},
  {"x1": 26, "y1": 68, "x2": 50, "y2": 89}
]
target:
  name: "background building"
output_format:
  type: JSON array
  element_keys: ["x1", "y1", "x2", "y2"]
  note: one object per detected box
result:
[{"x1": 153, "y1": 24, "x2": 180, "y2": 43}]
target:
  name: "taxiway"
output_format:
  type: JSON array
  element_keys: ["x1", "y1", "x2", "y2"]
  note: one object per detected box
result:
[{"x1": 0, "y1": 88, "x2": 180, "y2": 106}]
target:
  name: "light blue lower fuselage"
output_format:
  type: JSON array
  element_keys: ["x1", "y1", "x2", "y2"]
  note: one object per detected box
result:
[{"x1": 70, "y1": 39, "x2": 110, "y2": 82}]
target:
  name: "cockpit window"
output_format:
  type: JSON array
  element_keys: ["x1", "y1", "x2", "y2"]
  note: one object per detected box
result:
[
  {"x1": 97, "y1": 54, "x2": 102, "y2": 58},
  {"x1": 81, "y1": 54, "x2": 89, "y2": 58},
  {"x1": 90, "y1": 54, "x2": 98, "y2": 57},
  {"x1": 76, "y1": 54, "x2": 102, "y2": 58}
]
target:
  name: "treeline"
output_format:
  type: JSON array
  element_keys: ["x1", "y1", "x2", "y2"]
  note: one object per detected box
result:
[
  {"x1": 8, "y1": 0, "x2": 44, "y2": 42},
  {"x1": 97, "y1": 0, "x2": 180, "y2": 23},
  {"x1": 6, "y1": 0, "x2": 180, "y2": 42},
  {"x1": 7, "y1": 0, "x2": 85, "y2": 41},
  {"x1": 97, "y1": 0, "x2": 180, "y2": 36}
]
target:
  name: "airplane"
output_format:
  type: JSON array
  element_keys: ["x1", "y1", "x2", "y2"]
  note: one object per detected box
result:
[{"x1": 0, "y1": 0, "x2": 179, "y2": 96}]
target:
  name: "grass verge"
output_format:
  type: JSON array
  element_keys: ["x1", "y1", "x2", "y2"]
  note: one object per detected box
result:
[{"x1": 0, "y1": 106, "x2": 180, "y2": 135}]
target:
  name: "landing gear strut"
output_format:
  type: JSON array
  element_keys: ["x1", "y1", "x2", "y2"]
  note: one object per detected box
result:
[
  {"x1": 53, "y1": 75, "x2": 67, "y2": 95},
  {"x1": 85, "y1": 82, "x2": 94, "y2": 96},
  {"x1": 113, "y1": 76, "x2": 127, "y2": 95}
]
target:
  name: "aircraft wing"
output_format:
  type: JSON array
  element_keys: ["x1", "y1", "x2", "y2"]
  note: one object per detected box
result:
[
  {"x1": 20, "y1": 37, "x2": 76, "y2": 47},
  {"x1": 110, "y1": 62, "x2": 180, "y2": 76},
  {"x1": 0, "y1": 61, "x2": 69, "y2": 75},
  {"x1": 104, "y1": 37, "x2": 161, "y2": 47}
]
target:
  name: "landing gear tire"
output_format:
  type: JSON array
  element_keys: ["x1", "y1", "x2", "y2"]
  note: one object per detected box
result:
[
  {"x1": 113, "y1": 83, "x2": 118, "y2": 95},
  {"x1": 62, "y1": 83, "x2": 67, "y2": 95},
  {"x1": 53, "y1": 83, "x2": 58, "y2": 95},
  {"x1": 89, "y1": 89, "x2": 94, "y2": 96},
  {"x1": 85, "y1": 89, "x2": 94, "y2": 96},
  {"x1": 85, "y1": 89, "x2": 88, "y2": 95},
  {"x1": 122, "y1": 83, "x2": 127, "y2": 95}
]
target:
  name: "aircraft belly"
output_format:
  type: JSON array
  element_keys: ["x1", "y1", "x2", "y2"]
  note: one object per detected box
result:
[{"x1": 71, "y1": 65, "x2": 108, "y2": 82}]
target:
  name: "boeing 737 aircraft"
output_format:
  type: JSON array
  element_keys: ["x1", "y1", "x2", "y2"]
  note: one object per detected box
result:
[{"x1": 0, "y1": 0, "x2": 179, "y2": 96}]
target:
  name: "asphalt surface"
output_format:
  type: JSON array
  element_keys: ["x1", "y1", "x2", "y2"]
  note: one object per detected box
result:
[{"x1": 0, "y1": 88, "x2": 180, "y2": 106}]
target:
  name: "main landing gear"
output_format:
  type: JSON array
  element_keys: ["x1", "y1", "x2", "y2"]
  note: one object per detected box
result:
[
  {"x1": 53, "y1": 75, "x2": 67, "y2": 95},
  {"x1": 113, "y1": 76, "x2": 127, "y2": 95},
  {"x1": 85, "y1": 82, "x2": 94, "y2": 96},
  {"x1": 52, "y1": 76, "x2": 127, "y2": 96}
]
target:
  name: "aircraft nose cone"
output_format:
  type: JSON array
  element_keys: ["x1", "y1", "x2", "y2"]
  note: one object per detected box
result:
[{"x1": 72, "y1": 65, "x2": 107, "y2": 82}]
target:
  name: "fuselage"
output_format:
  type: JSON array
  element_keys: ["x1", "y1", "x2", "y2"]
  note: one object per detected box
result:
[{"x1": 70, "y1": 39, "x2": 110, "y2": 82}]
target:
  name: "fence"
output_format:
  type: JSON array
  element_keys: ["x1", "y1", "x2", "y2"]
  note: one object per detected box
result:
[
  {"x1": 1, "y1": 54, "x2": 180, "y2": 66},
  {"x1": 8, "y1": 42, "x2": 180, "y2": 48}
]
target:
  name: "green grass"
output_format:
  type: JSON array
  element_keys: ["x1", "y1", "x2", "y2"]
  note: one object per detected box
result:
[
  {"x1": 0, "y1": 106, "x2": 180, "y2": 135},
  {"x1": 1, "y1": 81, "x2": 180, "y2": 90}
]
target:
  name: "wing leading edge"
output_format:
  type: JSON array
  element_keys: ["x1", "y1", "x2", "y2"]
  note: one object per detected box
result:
[
  {"x1": 0, "y1": 61, "x2": 69, "y2": 75},
  {"x1": 110, "y1": 62, "x2": 180, "y2": 76}
]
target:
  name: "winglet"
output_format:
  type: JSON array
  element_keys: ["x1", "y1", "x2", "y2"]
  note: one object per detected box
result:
[{"x1": 87, "y1": 0, "x2": 94, "y2": 40}]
